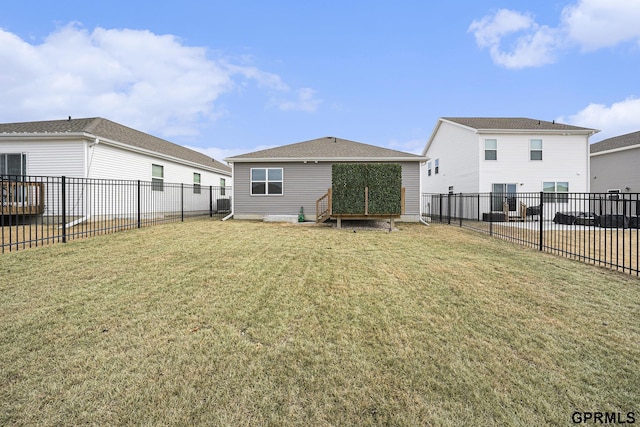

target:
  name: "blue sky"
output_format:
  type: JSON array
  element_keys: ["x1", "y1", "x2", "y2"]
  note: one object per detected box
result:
[{"x1": 1, "y1": 1, "x2": 639, "y2": 161}]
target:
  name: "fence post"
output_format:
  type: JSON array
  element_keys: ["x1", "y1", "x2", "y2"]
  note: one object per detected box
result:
[
  {"x1": 181, "y1": 183, "x2": 184, "y2": 222},
  {"x1": 539, "y1": 191, "x2": 544, "y2": 251},
  {"x1": 489, "y1": 192, "x2": 493, "y2": 237},
  {"x1": 439, "y1": 194, "x2": 443, "y2": 222},
  {"x1": 459, "y1": 193, "x2": 463, "y2": 227},
  {"x1": 209, "y1": 185, "x2": 213, "y2": 217},
  {"x1": 477, "y1": 193, "x2": 480, "y2": 221},
  {"x1": 137, "y1": 180, "x2": 141, "y2": 228},
  {"x1": 61, "y1": 176, "x2": 67, "y2": 243}
]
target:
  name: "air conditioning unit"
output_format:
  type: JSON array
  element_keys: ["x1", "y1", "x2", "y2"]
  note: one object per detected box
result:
[{"x1": 216, "y1": 198, "x2": 231, "y2": 212}]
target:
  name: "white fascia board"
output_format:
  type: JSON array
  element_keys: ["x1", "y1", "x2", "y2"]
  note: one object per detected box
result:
[
  {"x1": 474, "y1": 128, "x2": 598, "y2": 136},
  {"x1": 421, "y1": 118, "x2": 445, "y2": 156},
  {"x1": 590, "y1": 144, "x2": 640, "y2": 157}
]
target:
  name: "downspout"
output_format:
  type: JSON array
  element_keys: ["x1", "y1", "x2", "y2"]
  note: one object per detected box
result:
[
  {"x1": 86, "y1": 137, "x2": 100, "y2": 177},
  {"x1": 222, "y1": 162, "x2": 234, "y2": 221}
]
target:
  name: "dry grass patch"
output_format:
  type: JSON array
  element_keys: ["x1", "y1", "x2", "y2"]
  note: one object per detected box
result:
[{"x1": 0, "y1": 221, "x2": 638, "y2": 425}]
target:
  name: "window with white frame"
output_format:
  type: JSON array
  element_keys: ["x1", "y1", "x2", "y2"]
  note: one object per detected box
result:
[
  {"x1": 435, "y1": 158, "x2": 439, "y2": 174},
  {"x1": 220, "y1": 178, "x2": 226, "y2": 196},
  {"x1": 530, "y1": 139, "x2": 543, "y2": 161},
  {"x1": 251, "y1": 168, "x2": 283, "y2": 195},
  {"x1": 152, "y1": 164, "x2": 164, "y2": 191},
  {"x1": 193, "y1": 172, "x2": 201, "y2": 194},
  {"x1": 485, "y1": 139, "x2": 497, "y2": 160},
  {"x1": 0, "y1": 153, "x2": 27, "y2": 179},
  {"x1": 543, "y1": 181, "x2": 568, "y2": 203},
  {"x1": 427, "y1": 161, "x2": 432, "y2": 176}
]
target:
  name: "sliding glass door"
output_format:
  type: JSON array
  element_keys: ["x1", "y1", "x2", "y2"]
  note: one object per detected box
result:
[{"x1": 492, "y1": 183, "x2": 517, "y2": 211}]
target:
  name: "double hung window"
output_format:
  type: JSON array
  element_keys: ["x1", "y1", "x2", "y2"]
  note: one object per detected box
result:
[
  {"x1": 152, "y1": 164, "x2": 164, "y2": 191},
  {"x1": 530, "y1": 139, "x2": 543, "y2": 160},
  {"x1": 193, "y1": 173, "x2": 201, "y2": 194},
  {"x1": 251, "y1": 168, "x2": 283, "y2": 195},
  {"x1": 485, "y1": 139, "x2": 497, "y2": 160}
]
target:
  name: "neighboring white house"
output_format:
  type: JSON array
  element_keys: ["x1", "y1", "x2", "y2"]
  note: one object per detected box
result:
[
  {"x1": 420, "y1": 117, "x2": 599, "y2": 216},
  {"x1": 0, "y1": 117, "x2": 232, "y2": 218},
  {"x1": 590, "y1": 130, "x2": 640, "y2": 194}
]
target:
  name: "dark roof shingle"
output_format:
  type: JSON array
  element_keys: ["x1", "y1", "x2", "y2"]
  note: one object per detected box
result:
[
  {"x1": 590, "y1": 130, "x2": 640, "y2": 154},
  {"x1": 443, "y1": 117, "x2": 598, "y2": 133},
  {"x1": 227, "y1": 137, "x2": 424, "y2": 161},
  {"x1": 0, "y1": 117, "x2": 231, "y2": 174}
]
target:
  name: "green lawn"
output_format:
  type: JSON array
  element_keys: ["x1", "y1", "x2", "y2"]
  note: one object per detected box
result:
[{"x1": 1, "y1": 220, "x2": 638, "y2": 426}]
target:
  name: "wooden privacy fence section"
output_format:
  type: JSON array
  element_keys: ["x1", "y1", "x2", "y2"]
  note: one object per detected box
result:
[{"x1": 1, "y1": 181, "x2": 45, "y2": 215}]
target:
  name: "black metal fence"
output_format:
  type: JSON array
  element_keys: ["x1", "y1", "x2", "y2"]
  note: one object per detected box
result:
[
  {"x1": 422, "y1": 192, "x2": 640, "y2": 276},
  {"x1": 1, "y1": 175, "x2": 232, "y2": 253}
]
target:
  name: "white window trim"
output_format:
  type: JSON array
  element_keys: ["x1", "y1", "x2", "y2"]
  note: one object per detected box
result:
[
  {"x1": 530, "y1": 139, "x2": 543, "y2": 161},
  {"x1": 250, "y1": 167, "x2": 284, "y2": 196},
  {"x1": 193, "y1": 172, "x2": 201, "y2": 194},
  {"x1": 152, "y1": 164, "x2": 164, "y2": 192},
  {"x1": 0, "y1": 153, "x2": 27, "y2": 178},
  {"x1": 484, "y1": 139, "x2": 497, "y2": 161}
]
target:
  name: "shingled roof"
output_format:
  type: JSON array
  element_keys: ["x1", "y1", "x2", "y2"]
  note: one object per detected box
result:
[
  {"x1": 442, "y1": 117, "x2": 598, "y2": 133},
  {"x1": 590, "y1": 130, "x2": 640, "y2": 154},
  {"x1": 226, "y1": 137, "x2": 425, "y2": 162},
  {"x1": 0, "y1": 117, "x2": 231, "y2": 174}
]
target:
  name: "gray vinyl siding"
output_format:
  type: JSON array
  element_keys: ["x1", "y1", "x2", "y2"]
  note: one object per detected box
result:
[
  {"x1": 233, "y1": 161, "x2": 421, "y2": 220},
  {"x1": 590, "y1": 148, "x2": 640, "y2": 193}
]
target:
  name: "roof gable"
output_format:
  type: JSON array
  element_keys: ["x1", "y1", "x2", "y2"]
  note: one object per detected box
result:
[
  {"x1": 590, "y1": 130, "x2": 640, "y2": 154},
  {"x1": 0, "y1": 117, "x2": 231, "y2": 174},
  {"x1": 226, "y1": 137, "x2": 425, "y2": 162}
]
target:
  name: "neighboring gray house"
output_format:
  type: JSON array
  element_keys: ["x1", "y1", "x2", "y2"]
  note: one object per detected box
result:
[
  {"x1": 225, "y1": 137, "x2": 427, "y2": 222},
  {"x1": 590, "y1": 130, "x2": 640, "y2": 194}
]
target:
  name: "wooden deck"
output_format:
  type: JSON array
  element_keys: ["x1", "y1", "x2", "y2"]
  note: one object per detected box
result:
[
  {"x1": 316, "y1": 187, "x2": 405, "y2": 227},
  {"x1": 1, "y1": 181, "x2": 45, "y2": 215}
]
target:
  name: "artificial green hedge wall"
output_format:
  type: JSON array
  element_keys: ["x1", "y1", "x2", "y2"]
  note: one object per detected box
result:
[{"x1": 332, "y1": 163, "x2": 402, "y2": 215}]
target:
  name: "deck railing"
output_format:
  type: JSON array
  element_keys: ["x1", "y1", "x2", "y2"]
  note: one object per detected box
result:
[
  {"x1": 315, "y1": 188, "x2": 331, "y2": 223},
  {"x1": 1, "y1": 181, "x2": 45, "y2": 215}
]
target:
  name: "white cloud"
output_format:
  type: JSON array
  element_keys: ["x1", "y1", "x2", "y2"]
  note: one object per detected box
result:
[
  {"x1": 470, "y1": 0, "x2": 640, "y2": 69},
  {"x1": 468, "y1": 9, "x2": 560, "y2": 68},
  {"x1": 0, "y1": 23, "x2": 316, "y2": 138},
  {"x1": 275, "y1": 88, "x2": 321, "y2": 112},
  {"x1": 469, "y1": 9, "x2": 536, "y2": 48},
  {"x1": 387, "y1": 138, "x2": 425, "y2": 155},
  {"x1": 561, "y1": 0, "x2": 640, "y2": 51},
  {"x1": 558, "y1": 97, "x2": 640, "y2": 141}
]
